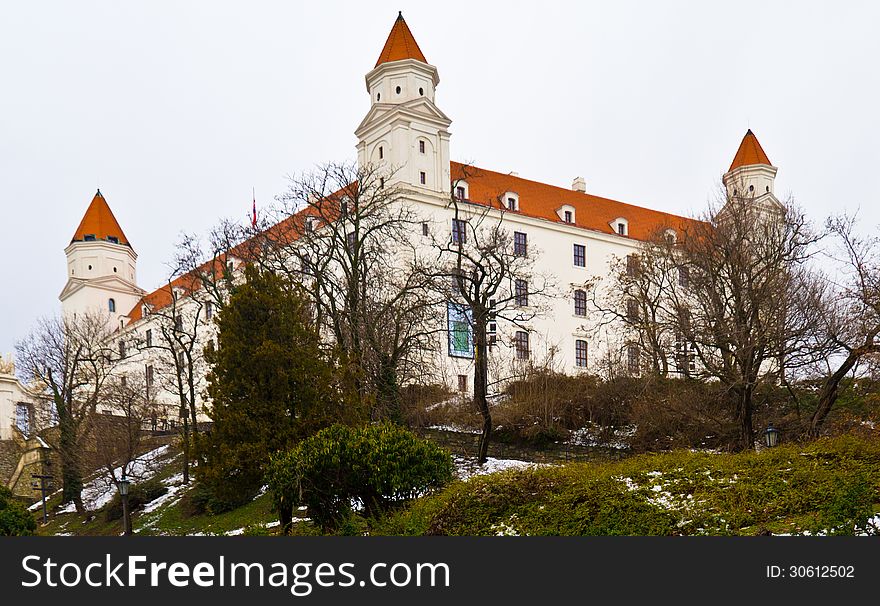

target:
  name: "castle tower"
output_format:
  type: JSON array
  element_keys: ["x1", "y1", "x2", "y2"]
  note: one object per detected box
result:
[
  {"x1": 722, "y1": 129, "x2": 783, "y2": 213},
  {"x1": 59, "y1": 190, "x2": 144, "y2": 330},
  {"x1": 355, "y1": 12, "x2": 452, "y2": 196}
]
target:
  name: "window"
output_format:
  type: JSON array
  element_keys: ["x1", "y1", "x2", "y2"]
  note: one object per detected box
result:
[
  {"x1": 146, "y1": 329, "x2": 152, "y2": 347},
  {"x1": 489, "y1": 299, "x2": 497, "y2": 319},
  {"x1": 675, "y1": 339, "x2": 697, "y2": 375},
  {"x1": 575, "y1": 340, "x2": 588, "y2": 368},
  {"x1": 113, "y1": 266, "x2": 117, "y2": 273},
  {"x1": 489, "y1": 322, "x2": 497, "y2": 333},
  {"x1": 507, "y1": 197, "x2": 517, "y2": 211},
  {"x1": 626, "y1": 255, "x2": 641, "y2": 277},
  {"x1": 419, "y1": 171, "x2": 426, "y2": 185},
  {"x1": 626, "y1": 299, "x2": 640, "y2": 321},
  {"x1": 305, "y1": 218, "x2": 315, "y2": 233},
  {"x1": 118, "y1": 340, "x2": 126, "y2": 358},
  {"x1": 447, "y1": 303, "x2": 473, "y2": 358},
  {"x1": 379, "y1": 146, "x2": 383, "y2": 160},
  {"x1": 396, "y1": 86, "x2": 401, "y2": 94},
  {"x1": 121, "y1": 376, "x2": 127, "y2": 388},
  {"x1": 174, "y1": 315, "x2": 183, "y2": 331},
  {"x1": 573, "y1": 244, "x2": 586, "y2": 267},
  {"x1": 146, "y1": 365, "x2": 154, "y2": 387},
  {"x1": 15, "y1": 403, "x2": 30, "y2": 435},
  {"x1": 617, "y1": 222, "x2": 627, "y2": 236},
  {"x1": 419, "y1": 140, "x2": 426, "y2": 154},
  {"x1": 515, "y1": 331, "x2": 530, "y2": 360},
  {"x1": 678, "y1": 266, "x2": 690, "y2": 288},
  {"x1": 564, "y1": 210, "x2": 573, "y2": 224},
  {"x1": 451, "y1": 268, "x2": 465, "y2": 293},
  {"x1": 107, "y1": 236, "x2": 119, "y2": 244},
  {"x1": 84, "y1": 234, "x2": 96, "y2": 241},
  {"x1": 515, "y1": 279, "x2": 528, "y2": 306},
  {"x1": 455, "y1": 186, "x2": 465, "y2": 200},
  {"x1": 205, "y1": 302, "x2": 213, "y2": 320},
  {"x1": 380, "y1": 178, "x2": 384, "y2": 189},
  {"x1": 452, "y1": 218, "x2": 467, "y2": 245},
  {"x1": 419, "y1": 87, "x2": 424, "y2": 96},
  {"x1": 574, "y1": 289, "x2": 587, "y2": 316},
  {"x1": 347, "y1": 231, "x2": 357, "y2": 248},
  {"x1": 178, "y1": 351, "x2": 185, "y2": 368},
  {"x1": 514, "y1": 231, "x2": 527, "y2": 256},
  {"x1": 108, "y1": 298, "x2": 116, "y2": 313},
  {"x1": 627, "y1": 344, "x2": 641, "y2": 376},
  {"x1": 457, "y1": 374, "x2": 468, "y2": 392},
  {"x1": 421, "y1": 222, "x2": 429, "y2": 237}
]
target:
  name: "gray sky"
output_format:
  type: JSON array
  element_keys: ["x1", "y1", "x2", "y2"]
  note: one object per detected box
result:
[{"x1": 2, "y1": 1, "x2": 878, "y2": 355}]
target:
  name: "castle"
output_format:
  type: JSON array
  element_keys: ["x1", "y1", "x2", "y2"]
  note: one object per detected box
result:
[{"x1": 6, "y1": 13, "x2": 783, "y2": 437}]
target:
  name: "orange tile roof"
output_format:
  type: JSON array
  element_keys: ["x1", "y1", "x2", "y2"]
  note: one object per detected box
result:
[
  {"x1": 728, "y1": 129, "x2": 772, "y2": 171},
  {"x1": 126, "y1": 167, "x2": 699, "y2": 323},
  {"x1": 451, "y1": 162, "x2": 700, "y2": 240},
  {"x1": 375, "y1": 12, "x2": 427, "y2": 67},
  {"x1": 71, "y1": 190, "x2": 132, "y2": 248}
]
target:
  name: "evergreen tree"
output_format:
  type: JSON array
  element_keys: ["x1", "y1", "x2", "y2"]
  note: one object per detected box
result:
[{"x1": 197, "y1": 266, "x2": 359, "y2": 506}]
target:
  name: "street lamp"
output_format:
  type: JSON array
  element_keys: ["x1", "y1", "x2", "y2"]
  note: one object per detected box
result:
[
  {"x1": 763, "y1": 424, "x2": 780, "y2": 448},
  {"x1": 118, "y1": 474, "x2": 132, "y2": 536}
]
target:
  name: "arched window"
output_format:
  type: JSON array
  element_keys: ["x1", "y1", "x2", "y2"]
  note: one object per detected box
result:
[{"x1": 108, "y1": 298, "x2": 116, "y2": 313}]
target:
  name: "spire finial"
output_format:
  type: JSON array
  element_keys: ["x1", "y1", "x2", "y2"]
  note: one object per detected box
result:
[{"x1": 398, "y1": 10, "x2": 403, "y2": 18}]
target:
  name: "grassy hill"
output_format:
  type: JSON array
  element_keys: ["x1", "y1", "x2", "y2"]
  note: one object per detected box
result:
[{"x1": 31, "y1": 435, "x2": 880, "y2": 536}]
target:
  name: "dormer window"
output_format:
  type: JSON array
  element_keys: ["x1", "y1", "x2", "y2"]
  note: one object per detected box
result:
[
  {"x1": 453, "y1": 181, "x2": 469, "y2": 201},
  {"x1": 107, "y1": 236, "x2": 119, "y2": 244},
  {"x1": 557, "y1": 205, "x2": 576, "y2": 224},
  {"x1": 611, "y1": 218, "x2": 629, "y2": 236},
  {"x1": 84, "y1": 234, "x2": 96, "y2": 241},
  {"x1": 503, "y1": 192, "x2": 519, "y2": 212},
  {"x1": 456, "y1": 186, "x2": 465, "y2": 200},
  {"x1": 664, "y1": 229, "x2": 678, "y2": 244}
]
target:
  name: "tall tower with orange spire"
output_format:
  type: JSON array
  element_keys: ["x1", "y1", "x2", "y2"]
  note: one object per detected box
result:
[
  {"x1": 355, "y1": 12, "x2": 452, "y2": 195},
  {"x1": 722, "y1": 129, "x2": 783, "y2": 213},
  {"x1": 59, "y1": 190, "x2": 144, "y2": 330}
]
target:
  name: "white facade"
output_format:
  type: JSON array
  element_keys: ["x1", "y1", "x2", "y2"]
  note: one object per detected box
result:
[{"x1": 56, "y1": 15, "x2": 781, "y2": 414}]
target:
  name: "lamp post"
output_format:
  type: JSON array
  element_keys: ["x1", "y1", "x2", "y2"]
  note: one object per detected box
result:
[
  {"x1": 118, "y1": 474, "x2": 132, "y2": 536},
  {"x1": 763, "y1": 424, "x2": 780, "y2": 448}
]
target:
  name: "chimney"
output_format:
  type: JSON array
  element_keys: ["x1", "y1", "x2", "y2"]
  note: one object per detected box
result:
[{"x1": 572, "y1": 176, "x2": 586, "y2": 193}]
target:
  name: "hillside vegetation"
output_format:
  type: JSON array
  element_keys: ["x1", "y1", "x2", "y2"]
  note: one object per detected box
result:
[{"x1": 374, "y1": 436, "x2": 880, "y2": 536}]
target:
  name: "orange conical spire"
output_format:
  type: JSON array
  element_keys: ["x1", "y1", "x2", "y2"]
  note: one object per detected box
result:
[
  {"x1": 71, "y1": 189, "x2": 132, "y2": 248},
  {"x1": 729, "y1": 129, "x2": 772, "y2": 171},
  {"x1": 375, "y1": 12, "x2": 427, "y2": 67}
]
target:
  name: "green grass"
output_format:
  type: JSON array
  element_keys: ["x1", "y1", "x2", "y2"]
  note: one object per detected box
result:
[{"x1": 373, "y1": 436, "x2": 880, "y2": 536}]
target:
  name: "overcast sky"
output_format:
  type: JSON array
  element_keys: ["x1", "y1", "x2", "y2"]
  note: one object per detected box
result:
[{"x1": 1, "y1": 1, "x2": 878, "y2": 355}]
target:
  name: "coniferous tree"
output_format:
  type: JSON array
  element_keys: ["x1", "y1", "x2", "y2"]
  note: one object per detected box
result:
[{"x1": 197, "y1": 266, "x2": 359, "y2": 506}]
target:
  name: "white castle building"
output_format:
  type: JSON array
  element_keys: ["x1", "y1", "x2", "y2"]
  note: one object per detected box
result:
[{"x1": 42, "y1": 13, "x2": 781, "y2": 426}]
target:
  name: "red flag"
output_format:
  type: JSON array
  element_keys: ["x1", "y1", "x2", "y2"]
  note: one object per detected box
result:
[{"x1": 252, "y1": 189, "x2": 257, "y2": 227}]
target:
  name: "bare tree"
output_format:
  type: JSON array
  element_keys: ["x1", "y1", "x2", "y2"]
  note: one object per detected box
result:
[
  {"x1": 93, "y1": 374, "x2": 157, "y2": 533},
  {"x1": 15, "y1": 312, "x2": 118, "y2": 512},
  {"x1": 806, "y1": 214, "x2": 880, "y2": 436},
  {"x1": 134, "y1": 274, "x2": 211, "y2": 484},
  {"x1": 251, "y1": 160, "x2": 443, "y2": 420},
  {"x1": 429, "y1": 166, "x2": 552, "y2": 463},
  {"x1": 665, "y1": 187, "x2": 821, "y2": 449}
]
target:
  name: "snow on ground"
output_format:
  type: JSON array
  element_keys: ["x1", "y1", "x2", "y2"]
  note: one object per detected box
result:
[
  {"x1": 567, "y1": 424, "x2": 636, "y2": 450},
  {"x1": 141, "y1": 473, "x2": 187, "y2": 514},
  {"x1": 453, "y1": 455, "x2": 547, "y2": 481},
  {"x1": 426, "y1": 424, "x2": 481, "y2": 435},
  {"x1": 57, "y1": 445, "x2": 170, "y2": 514}
]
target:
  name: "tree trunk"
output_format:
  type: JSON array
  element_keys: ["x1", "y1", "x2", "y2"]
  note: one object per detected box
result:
[
  {"x1": 181, "y1": 411, "x2": 190, "y2": 484},
  {"x1": 809, "y1": 350, "x2": 861, "y2": 438},
  {"x1": 376, "y1": 355, "x2": 401, "y2": 423},
  {"x1": 58, "y1": 403, "x2": 84, "y2": 513},
  {"x1": 473, "y1": 316, "x2": 491, "y2": 465},
  {"x1": 734, "y1": 384, "x2": 755, "y2": 451}
]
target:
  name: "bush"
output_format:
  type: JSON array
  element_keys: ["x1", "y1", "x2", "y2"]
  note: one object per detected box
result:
[
  {"x1": 0, "y1": 486, "x2": 36, "y2": 536},
  {"x1": 267, "y1": 423, "x2": 454, "y2": 532},
  {"x1": 105, "y1": 478, "x2": 168, "y2": 521}
]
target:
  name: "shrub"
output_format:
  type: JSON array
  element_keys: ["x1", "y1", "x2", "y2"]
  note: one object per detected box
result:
[
  {"x1": 105, "y1": 478, "x2": 167, "y2": 521},
  {"x1": 267, "y1": 423, "x2": 454, "y2": 532},
  {"x1": 0, "y1": 486, "x2": 36, "y2": 536}
]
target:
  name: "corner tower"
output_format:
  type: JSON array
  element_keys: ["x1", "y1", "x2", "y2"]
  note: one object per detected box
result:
[
  {"x1": 355, "y1": 13, "x2": 452, "y2": 195},
  {"x1": 722, "y1": 129, "x2": 782, "y2": 213},
  {"x1": 59, "y1": 190, "x2": 144, "y2": 330}
]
